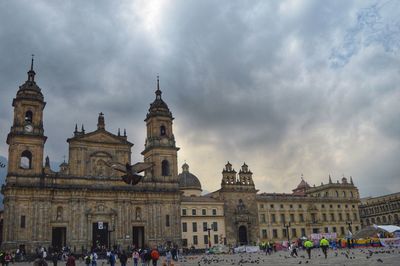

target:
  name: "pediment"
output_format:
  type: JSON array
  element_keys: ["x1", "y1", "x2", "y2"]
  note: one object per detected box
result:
[{"x1": 69, "y1": 130, "x2": 133, "y2": 146}]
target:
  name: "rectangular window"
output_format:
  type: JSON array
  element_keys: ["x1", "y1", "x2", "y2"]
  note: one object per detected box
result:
[
  {"x1": 261, "y1": 214, "x2": 266, "y2": 223},
  {"x1": 260, "y1": 204, "x2": 264, "y2": 209},
  {"x1": 166, "y1": 215, "x2": 170, "y2": 227},
  {"x1": 339, "y1": 213, "x2": 343, "y2": 221},
  {"x1": 203, "y1": 222, "x2": 208, "y2": 232},
  {"x1": 271, "y1": 214, "x2": 276, "y2": 223},
  {"x1": 323, "y1": 213, "x2": 327, "y2": 222},
  {"x1": 340, "y1": 227, "x2": 345, "y2": 235},
  {"x1": 214, "y1": 234, "x2": 219, "y2": 244},
  {"x1": 213, "y1": 222, "x2": 218, "y2": 231},
  {"x1": 273, "y1": 229, "x2": 278, "y2": 238},
  {"x1": 298, "y1": 204, "x2": 302, "y2": 209},
  {"x1": 192, "y1": 222, "x2": 197, "y2": 232},
  {"x1": 182, "y1": 222, "x2": 187, "y2": 232},
  {"x1": 290, "y1": 204, "x2": 293, "y2": 209},
  {"x1": 193, "y1": 235, "x2": 198, "y2": 245},
  {"x1": 324, "y1": 227, "x2": 329, "y2": 233},
  {"x1": 346, "y1": 213, "x2": 350, "y2": 221},
  {"x1": 192, "y1": 209, "x2": 196, "y2": 215},
  {"x1": 330, "y1": 213, "x2": 335, "y2": 221},
  {"x1": 301, "y1": 228, "x2": 306, "y2": 237},
  {"x1": 204, "y1": 235, "x2": 208, "y2": 245},
  {"x1": 299, "y1": 214, "x2": 304, "y2": 222},
  {"x1": 291, "y1": 228, "x2": 297, "y2": 237},
  {"x1": 290, "y1": 214, "x2": 295, "y2": 222},
  {"x1": 280, "y1": 214, "x2": 285, "y2": 223},
  {"x1": 202, "y1": 209, "x2": 206, "y2": 215},
  {"x1": 311, "y1": 213, "x2": 317, "y2": 223},
  {"x1": 353, "y1": 213, "x2": 358, "y2": 221},
  {"x1": 355, "y1": 226, "x2": 359, "y2": 231},
  {"x1": 280, "y1": 204, "x2": 284, "y2": 209},
  {"x1": 182, "y1": 209, "x2": 187, "y2": 216},
  {"x1": 282, "y1": 228, "x2": 287, "y2": 237},
  {"x1": 212, "y1": 209, "x2": 217, "y2": 215},
  {"x1": 333, "y1": 227, "x2": 337, "y2": 233},
  {"x1": 182, "y1": 239, "x2": 188, "y2": 247},
  {"x1": 262, "y1": 229, "x2": 267, "y2": 238},
  {"x1": 20, "y1": 215, "x2": 26, "y2": 228},
  {"x1": 270, "y1": 204, "x2": 274, "y2": 209}
]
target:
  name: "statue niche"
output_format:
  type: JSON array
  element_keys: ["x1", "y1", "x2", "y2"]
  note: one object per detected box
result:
[{"x1": 89, "y1": 151, "x2": 113, "y2": 177}]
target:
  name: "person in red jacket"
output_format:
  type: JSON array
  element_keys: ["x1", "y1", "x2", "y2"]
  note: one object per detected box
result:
[
  {"x1": 66, "y1": 253, "x2": 76, "y2": 266},
  {"x1": 150, "y1": 248, "x2": 159, "y2": 266}
]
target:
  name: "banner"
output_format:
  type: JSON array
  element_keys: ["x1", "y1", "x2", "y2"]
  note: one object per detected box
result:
[
  {"x1": 310, "y1": 233, "x2": 337, "y2": 240},
  {"x1": 379, "y1": 238, "x2": 400, "y2": 247},
  {"x1": 234, "y1": 246, "x2": 260, "y2": 253}
]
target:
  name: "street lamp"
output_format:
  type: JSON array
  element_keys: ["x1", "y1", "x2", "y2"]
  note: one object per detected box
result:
[
  {"x1": 108, "y1": 224, "x2": 116, "y2": 250},
  {"x1": 283, "y1": 222, "x2": 291, "y2": 245}
]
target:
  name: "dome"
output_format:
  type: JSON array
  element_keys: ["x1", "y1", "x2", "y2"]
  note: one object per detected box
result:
[{"x1": 178, "y1": 163, "x2": 202, "y2": 191}]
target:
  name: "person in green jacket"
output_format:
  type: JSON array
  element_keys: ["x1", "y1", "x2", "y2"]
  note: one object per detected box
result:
[
  {"x1": 319, "y1": 237, "x2": 330, "y2": 259},
  {"x1": 303, "y1": 239, "x2": 313, "y2": 259}
]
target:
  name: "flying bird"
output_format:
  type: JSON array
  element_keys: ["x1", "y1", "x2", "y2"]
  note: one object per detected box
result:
[{"x1": 108, "y1": 161, "x2": 153, "y2": 185}]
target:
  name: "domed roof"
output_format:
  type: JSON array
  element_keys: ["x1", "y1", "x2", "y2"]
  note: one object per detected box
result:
[
  {"x1": 178, "y1": 163, "x2": 202, "y2": 191},
  {"x1": 146, "y1": 77, "x2": 172, "y2": 120}
]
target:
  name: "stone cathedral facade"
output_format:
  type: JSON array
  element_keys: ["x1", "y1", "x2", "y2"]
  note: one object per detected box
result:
[
  {"x1": 2, "y1": 61, "x2": 362, "y2": 252},
  {"x1": 2, "y1": 62, "x2": 181, "y2": 252}
]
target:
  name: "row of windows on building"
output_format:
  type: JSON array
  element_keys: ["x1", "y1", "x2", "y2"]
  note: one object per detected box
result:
[
  {"x1": 182, "y1": 234, "x2": 221, "y2": 247},
  {"x1": 182, "y1": 208, "x2": 218, "y2": 216},
  {"x1": 260, "y1": 225, "x2": 360, "y2": 239},
  {"x1": 313, "y1": 191, "x2": 355, "y2": 198},
  {"x1": 361, "y1": 202, "x2": 400, "y2": 216},
  {"x1": 259, "y1": 203, "x2": 357, "y2": 210},
  {"x1": 182, "y1": 222, "x2": 218, "y2": 233},
  {"x1": 259, "y1": 212, "x2": 358, "y2": 224},
  {"x1": 364, "y1": 214, "x2": 399, "y2": 225}
]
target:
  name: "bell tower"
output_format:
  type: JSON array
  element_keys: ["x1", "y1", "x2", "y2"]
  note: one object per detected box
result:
[
  {"x1": 141, "y1": 77, "x2": 179, "y2": 181},
  {"x1": 6, "y1": 56, "x2": 47, "y2": 176}
]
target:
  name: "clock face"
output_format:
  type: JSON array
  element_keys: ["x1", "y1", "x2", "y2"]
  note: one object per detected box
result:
[{"x1": 24, "y1": 124, "x2": 33, "y2": 133}]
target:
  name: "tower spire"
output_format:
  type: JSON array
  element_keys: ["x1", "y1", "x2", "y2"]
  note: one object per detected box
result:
[
  {"x1": 155, "y1": 75, "x2": 162, "y2": 99},
  {"x1": 27, "y1": 54, "x2": 36, "y2": 82}
]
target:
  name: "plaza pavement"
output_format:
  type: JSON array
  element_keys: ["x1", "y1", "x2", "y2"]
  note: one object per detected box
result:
[{"x1": 12, "y1": 247, "x2": 400, "y2": 266}]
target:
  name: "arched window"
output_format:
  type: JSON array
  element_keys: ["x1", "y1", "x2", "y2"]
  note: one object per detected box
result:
[
  {"x1": 160, "y1": 125, "x2": 166, "y2": 136},
  {"x1": 135, "y1": 207, "x2": 142, "y2": 220},
  {"x1": 56, "y1": 206, "x2": 63, "y2": 220},
  {"x1": 366, "y1": 218, "x2": 370, "y2": 225},
  {"x1": 350, "y1": 191, "x2": 353, "y2": 198},
  {"x1": 342, "y1": 191, "x2": 346, "y2": 198},
  {"x1": 382, "y1": 216, "x2": 387, "y2": 223},
  {"x1": 25, "y1": 110, "x2": 33, "y2": 123},
  {"x1": 377, "y1": 217, "x2": 381, "y2": 224},
  {"x1": 161, "y1": 160, "x2": 170, "y2": 176},
  {"x1": 335, "y1": 191, "x2": 339, "y2": 198},
  {"x1": 20, "y1": 150, "x2": 32, "y2": 169}
]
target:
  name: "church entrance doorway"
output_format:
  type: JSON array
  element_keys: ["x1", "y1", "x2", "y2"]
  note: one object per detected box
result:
[
  {"x1": 92, "y1": 222, "x2": 108, "y2": 249},
  {"x1": 238, "y1": 225, "x2": 248, "y2": 245},
  {"x1": 52, "y1": 227, "x2": 66, "y2": 251},
  {"x1": 132, "y1": 226, "x2": 144, "y2": 249}
]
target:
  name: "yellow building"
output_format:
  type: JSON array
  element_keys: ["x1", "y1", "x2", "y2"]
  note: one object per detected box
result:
[
  {"x1": 359, "y1": 192, "x2": 400, "y2": 227},
  {"x1": 178, "y1": 163, "x2": 226, "y2": 249}
]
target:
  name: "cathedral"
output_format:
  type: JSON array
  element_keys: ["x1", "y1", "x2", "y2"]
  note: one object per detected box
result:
[{"x1": 1, "y1": 61, "x2": 362, "y2": 252}]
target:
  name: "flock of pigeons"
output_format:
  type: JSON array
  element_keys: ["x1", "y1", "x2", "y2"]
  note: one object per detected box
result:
[{"x1": 176, "y1": 247, "x2": 399, "y2": 265}]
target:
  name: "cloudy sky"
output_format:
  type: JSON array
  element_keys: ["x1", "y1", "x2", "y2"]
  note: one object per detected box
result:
[{"x1": 0, "y1": 0, "x2": 399, "y2": 197}]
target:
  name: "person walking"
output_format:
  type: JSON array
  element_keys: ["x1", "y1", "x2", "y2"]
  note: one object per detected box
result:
[
  {"x1": 132, "y1": 249, "x2": 140, "y2": 266},
  {"x1": 91, "y1": 251, "x2": 98, "y2": 266},
  {"x1": 119, "y1": 251, "x2": 128, "y2": 266},
  {"x1": 150, "y1": 248, "x2": 159, "y2": 266},
  {"x1": 303, "y1": 239, "x2": 313, "y2": 259},
  {"x1": 109, "y1": 252, "x2": 116, "y2": 266},
  {"x1": 66, "y1": 253, "x2": 76, "y2": 266},
  {"x1": 320, "y1": 237, "x2": 329, "y2": 259},
  {"x1": 165, "y1": 250, "x2": 172, "y2": 266}
]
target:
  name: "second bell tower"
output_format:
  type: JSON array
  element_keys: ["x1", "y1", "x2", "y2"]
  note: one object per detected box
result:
[{"x1": 141, "y1": 77, "x2": 179, "y2": 181}]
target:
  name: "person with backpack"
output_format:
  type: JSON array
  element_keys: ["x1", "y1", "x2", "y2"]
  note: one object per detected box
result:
[
  {"x1": 66, "y1": 253, "x2": 75, "y2": 266},
  {"x1": 4, "y1": 253, "x2": 11, "y2": 266},
  {"x1": 150, "y1": 248, "x2": 159, "y2": 266},
  {"x1": 84, "y1": 253, "x2": 91, "y2": 266},
  {"x1": 109, "y1": 251, "x2": 116, "y2": 266}
]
